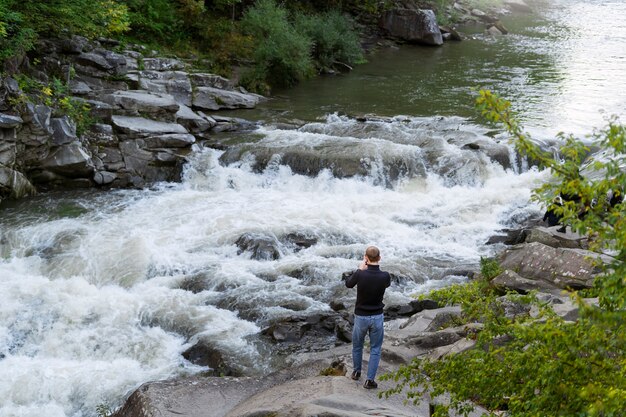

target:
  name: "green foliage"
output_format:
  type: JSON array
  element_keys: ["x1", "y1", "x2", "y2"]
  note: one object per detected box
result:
[
  {"x1": 240, "y1": 0, "x2": 314, "y2": 89},
  {"x1": 294, "y1": 11, "x2": 364, "y2": 72},
  {"x1": 383, "y1": 91, "x2": 626, "y2": 416},
  {"x1": 0, "y1": 0, "x2": 129, "y2": 62},
  {"x1": 121, "y1": 0, "x2": 184, "y2": 42},
  {"x1": 479, "y1": 256, "x2": 502, "y2": 280}
]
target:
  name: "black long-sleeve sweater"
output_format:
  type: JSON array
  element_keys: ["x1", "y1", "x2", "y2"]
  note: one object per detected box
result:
[{"x1": 345, "y1": 264, "x2": 391, "y2": 316}]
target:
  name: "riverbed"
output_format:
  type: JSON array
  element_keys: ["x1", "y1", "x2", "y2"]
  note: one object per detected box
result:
[{"x1": 1, "y1": 0, "x2": 625, "y2": 416}]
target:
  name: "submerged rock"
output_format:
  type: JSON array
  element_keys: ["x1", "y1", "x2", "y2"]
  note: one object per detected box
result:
[{"x1": 235, "y1": 233, "x2": 281, "y2": 261}]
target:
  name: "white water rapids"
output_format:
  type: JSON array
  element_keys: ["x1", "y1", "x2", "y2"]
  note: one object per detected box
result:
[{"x1": 0, "y1": 115, "x2": 546, "y2": 416}]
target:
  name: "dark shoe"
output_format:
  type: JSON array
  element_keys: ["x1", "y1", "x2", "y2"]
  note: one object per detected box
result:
[
  {"x1": 351, "y1": 370, "x2": 361, "y2": 380},
  {"x1": 363, "y1": 379, "x2": 378, "y2": 389},
  {"x1": 556, "y1": 225, "x2": 567, "y2": 233}
]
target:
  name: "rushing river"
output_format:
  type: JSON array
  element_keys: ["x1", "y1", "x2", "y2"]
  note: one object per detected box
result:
[{"x1": 1, "y1": 0, "x2": 626, "y2": 416}]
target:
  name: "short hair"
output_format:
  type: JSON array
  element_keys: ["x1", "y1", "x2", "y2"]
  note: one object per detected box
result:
[{"x1": 365, "y1": 246, "x2": 380, "y2": 262}]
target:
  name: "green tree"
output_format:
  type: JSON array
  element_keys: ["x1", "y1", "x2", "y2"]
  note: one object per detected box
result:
[
  {"x1": 382, "y1": 91, "x2": 626, "y2": 416},
  {"x1": 240, "y1": 0, "x2": 314, "y2": 90}
]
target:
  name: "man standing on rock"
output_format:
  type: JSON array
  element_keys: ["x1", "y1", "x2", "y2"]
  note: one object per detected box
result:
[{"x1": 345, "y1": 246, "x2": 391, "y2": 389}]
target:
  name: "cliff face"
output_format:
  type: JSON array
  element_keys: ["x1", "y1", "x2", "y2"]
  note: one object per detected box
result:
[{"x1": 0, "y1": 36, "x2": 264, "y2": 205}]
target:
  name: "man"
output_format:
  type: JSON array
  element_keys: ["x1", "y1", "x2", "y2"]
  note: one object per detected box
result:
[{"x1": 345, "y1": 246, "x2": 391, "y2": 389}]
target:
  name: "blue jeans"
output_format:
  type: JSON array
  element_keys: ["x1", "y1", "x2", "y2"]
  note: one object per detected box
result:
[{"x1": 352, "y1": 313, "x2": 384, "y2": 381}]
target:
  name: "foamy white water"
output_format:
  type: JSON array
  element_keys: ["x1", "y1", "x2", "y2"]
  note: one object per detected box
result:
[{"x1": 0, "y1": 115, "x2": 546, "y2": 416}]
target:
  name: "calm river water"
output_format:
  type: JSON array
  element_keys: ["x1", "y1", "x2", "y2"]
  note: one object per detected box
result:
[{"x1": 1, "y1": 0, "x2": 625, "y2": 416}]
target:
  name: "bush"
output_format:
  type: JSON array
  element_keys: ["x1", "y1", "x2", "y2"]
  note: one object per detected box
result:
[
  {"x1": 294, "y1": 11, "x2": 364, "y2": 72},
  {"x1": 240, "y1": 0, "x2": 314, "y2": 89}
]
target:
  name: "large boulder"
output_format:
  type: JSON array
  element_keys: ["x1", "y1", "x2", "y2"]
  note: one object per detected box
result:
[
  {"x1": 192, "y1": 87, "x2": 262, "y2": 111},
  {"x1": 379, "y1": 9, "x2": 443, "y2": 46},
  {"x1": 0, "y1": 166, "x2": 36, "y2": 198},
  {"x1": 235, "y1": 233, "x2": 281, "y2": 261},
  {"x1": 137, "y1": 71, "x2": 192, "y2": 106},
  {"x1": 498, "y1": 242, "x2": 613, "y2": 290},
  {"x1": 491, "y1": 269, "x2": 561, "y2": 294},
  {"x1": 40, "y1": 144, "x2": 94, "y2": 177},
  {"x1": 175, "y1": 104, "x2": 215, "y2": 133}
]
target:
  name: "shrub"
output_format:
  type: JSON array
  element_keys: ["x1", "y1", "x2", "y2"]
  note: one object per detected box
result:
[
  {"x1": 240, "y1": 0, "x2": 314, "y2": 89},
  {"x1": 294, "y1": 11, "x2": 364, "y2": 72}
]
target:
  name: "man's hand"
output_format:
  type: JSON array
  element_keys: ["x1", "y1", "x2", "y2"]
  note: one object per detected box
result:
[{"x1": 359, "y1": 255, "x2": 368, "y2": 270}]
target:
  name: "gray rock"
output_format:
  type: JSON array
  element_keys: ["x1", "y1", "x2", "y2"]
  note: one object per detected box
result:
[
  {"x1": 72, "y1": 98, "x2": 114, "y2": 122},
  {"x1": 111, "y1": 116, "x2": 187, "y2": 136},
  {"x1": 405, "y1": 329, "x2": 462, "y2": 349},
  {"x1": 487, "y1": 26, "x2": 504, "y2": 36},
  {"x1": 0, "y1": 142, "x2": 16, "y2": 165},
  {"x1": 235, "y1": 233, "x2": 281, "y2": 261},
  {"x1": 41, "y1": 144, "x2": 94, "y2": 177},
  {"x1": 138, "y1": 71, "x2": 192, "y2": 106},
  {"x1": 379, "y1": 9, "x2": 443, "y2": 46},
  {"x1": 189, "y1": 73, "x2": 234, "y2": 90},
  {"x1": 389, "y1": 306, "x2": 462, "y2": 339},
  {"x1": 192, "y1": 86, "x2": 262, "y2": 110},
  {"x1": 142, "y1": 58, "x2": 185, "y2": 71},
  {"x1": 176, "y1": 104, "x2": 214, "y2": 132},
  {"x1": 94, "y1": 171, "x2": 117, "y2": 185},
  {"x1": 505, "y1": 0, "x2": 532, "y2": 13},
  {"x1": 0, "y1": 113, "x2": 23, "y2": 128},
  {"x1": 491, "y1": 269, "x2": 560, "y2": 294},
  {"x1": 450, "y1": 136, "x2": 511, "y2": 169},
  {"x1": 525, "y1": 226, "x2": 587, "y2": 249},
  {"x1": 68, "y1": 80, "x2": 92, "y2": 95},
  {"x1": 23, "y1": 104, "x2": 53, "y2": 135},
  {"x1": 0, "y1": 166, "x2": 36, "y2": 198},
  {"x1": 76, "y1": 52, "x2": 113, "y2": 71},
  {"x1": 50, "y1": 117, "x2": 78, "y2": 145},
  {"x1": 498, "y1": 242, "x2": 614, "y2": 290},
  {"x1": 144, "y1": 133, "x2": 196, "y2": 148},
  {"x1": 102, "y1": 90, "x2": 180, "y2": 119},
  {"x1": 60, "y1": 35, "x2": 90, "y2": 54}
]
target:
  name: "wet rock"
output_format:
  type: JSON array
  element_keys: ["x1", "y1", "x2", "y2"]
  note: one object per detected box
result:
[
  {"x1": 487, "y1": 25, "x2": 504, "y2": 36},
  {"x1": 380, "y1": 8, "x2": 443, "y2": 46},
  {"x1": 440, "y1": 26, "x2": 463, "y2": 41},
  {"x1": 498, "y1": 242, "x2": 614, "y2": 290},
  {"x1": 192, "y1": 86, "x2": 262, "y2": 111},
  {"x1": 182, "y1": 341, "x2": 238, "y2": 376},
  {"x1": 93, "y1": 171, "x2": 117, "y2": 185},
  {"x1": 282, "y1": 233, "x2": 318, "y2": 251},
  {"x1": 235, "y1": 233, "x2": 281, "y2": 261},
  {"x1": 486, "y1": 228, "x2": 529, "y2": 245}
]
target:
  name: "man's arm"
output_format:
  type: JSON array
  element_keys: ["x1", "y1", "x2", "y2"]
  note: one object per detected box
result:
[{"x1": 345, "y1": 269, "x2": 359, "y2": 288}]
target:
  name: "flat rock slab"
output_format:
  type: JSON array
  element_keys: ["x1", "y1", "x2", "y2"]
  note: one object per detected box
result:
[
  {"x1": 192, "y1": 86, "x2": 262, "y2": 110},
  {"x1": 104, "y1": 90, "x2": 179, "y2": 115},
  {"x1": 112, "y1": 116, "x2": 187, "y2": 135},
  {"x1": 0, "y1": 113, "x2": 23, "y2": 128}
]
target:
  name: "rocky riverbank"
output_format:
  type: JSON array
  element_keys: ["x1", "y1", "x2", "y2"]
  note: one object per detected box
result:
[
  {"x1": 0, "y1": 0, "x2": 539, "y2": 207},
  {"x1": 0, "y1": 36, "x2": 264, "y2": 205},
  {"x1": 110, "y1": 220, "x2": 610, "y2": 417}
]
